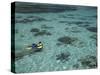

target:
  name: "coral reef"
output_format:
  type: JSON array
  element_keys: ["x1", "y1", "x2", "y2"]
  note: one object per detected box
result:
[
  {"x1": 30, "y1": 28, "x2": 40, "y2": 32},
  {"x1": 69, "y1": 27, "x2": 81, "y2": 33},
  {"x1": 71, "y1": 30, "x2": 81, "y2": 33},
  {"x1": 56, "y1": 52, "x2": 70, "y2": 63},
  {"x1": 59, "y1": 15, "x2": 74, "y2": 19},
  {"x1": 72, "y1": 41, "x2": 86, "y2": 48},
  {"x1": 15, "y1": 18, "x2": 33, "y2": 23},
  {"x1": 56, "y1": 43, "x2": 63, "y2": 46},
  {"x1": 90, "y1": 34, "x2": 97, "y2": 40},
  {"x1": 78, "y1": 55, "x2": 97, "y2": 68},
  {"x1": 78, "y1": 24, "x2": 89, "y2": 28},
  {"x1": 27, "y1": 16, "x2": 35, "y2": 18},
  {"x1": 41, "y1": 24, "x2": 54, "y2": 29},
  {"x1": 73, "y1": 64, "x2": 80, "y2": 69},
  {"x1": 92, "y1": 15, "x2": 97, "y2": 18},
  {"x1": 59, "y1": 15, "x2": 67, "y2": 18},
  {"x1": 16, "y1": 16, "x2": 47, "y2": 23},
  {"x1": 34, "y1": 30, "x2": 52, "y2": 36},
  {"x1": 59, "y1": 21, "x2": 69, "y2": 23},
  {"x1": 57, "y1": 36, "x2": 77, "y2": 44},
  {"x1": 73, "y1": 21, "x2": 90, "y2": 25},
  {"x1": 86, "y1": 27, "x2": 97, "y2": 32},
  {"x1": 66, "y1": 21, "x2": 90, "y2": 25}
]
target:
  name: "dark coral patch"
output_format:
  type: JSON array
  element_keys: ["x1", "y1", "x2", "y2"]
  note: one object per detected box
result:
[
  {"x1": 34, "y1": 30, "x2": 52, "y2": 36},
  {"x1": 64, "y1": 21, "x2": 91, "y2": 25},
  {"x1": 59, "y1": 15, "x2": 75, "y2": 19},
  {"x1": 27, "y1": 16, "x2": 35, "y2": 18},
  {"x1": 59, "y1": 14, "x2": 75, "y2": 18},
  {"x1": 86, "y1": 27, "x2": 97, "y2": 32},
  {"x1": 73, "y1": 21, "x2": 90, "y2": 25},
  {"x1": 56, "y1": 43, "x2": 63, "y2": 46},
  {"x1": 56, "y1": 52, "x2": 70, "y2": 63},
  {"x1": 72, "y1": 41, "x2": 85, "y2": 48},
  {"x1": 78, "y1": 55, "x2": 97, "y2": 68},
  {"x1": 90, "y1": 34, "x2": 97, "y2": 40},
  {"x1": 41, "y1": 24, "x2": 54, "y2": 29},
  {"x1": 15, "y1": 18, "x2": 34, "y2": 23},
  {"x1": 57, "y1": 36, "x2": 77, "y2": 44},
  {"x1": 30, "y1": 28, "x2": 40, "y2": 32},
  {"x1": 16, "y1": 16, "x2": 47, "y2": 23},
  {"x1": 59, "y1": 21, "x2": 68, "y2": 23},
  {"x1": 73, "y1": 64, "x2": 80, "y2": 69},
  {"x1": 78, "y1": 24, "x2": 90, "y2": 28},
  {"x1": 92, "y1": 15, "x2": 97, "y2": 18}
]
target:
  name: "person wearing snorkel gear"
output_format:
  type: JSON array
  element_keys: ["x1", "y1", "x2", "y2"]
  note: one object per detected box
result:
[
  {"x1": 26, "y1": 42, "x2": 43, "y2": 52},
  {"x1": 37, "y1": 42, "x2": 43, "y2": 49}
]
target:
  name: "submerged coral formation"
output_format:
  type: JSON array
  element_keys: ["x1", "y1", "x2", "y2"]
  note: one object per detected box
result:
[
  {"x1": 16, "y1": 16, "x2": 47, "y2": 23},
  {"x1": 30, "y1": 28, "x2": 40, "y2": 32},
  {"x1": 86, "y1": 27, "x2": 97, "y2": 32},
  {"x1": 56, "y1": 52, "x2": 70, "y2": 63},
  {"x1": 56, "y1": 43, "x2": 63, "y2": 46},
  {"x1": 59, "y1": 21, "x2": 90, "y2": 25},
  {"x1": 73, "y1": 64, "x2": 80, "y2": 69},
  {"x1": 59, "y1": 21, "x2": 69, "y2": 23},
  {"x1": 16, "y1": 18, "x2": 33, "y2": 23},
  {"x1": 90, "y1": 33, "x2": 97, "y2": 40},
  {"x1": 58, "y1": 14, "x2": 75, "y2": 19},
  {"x1": 78, "y1": 55, "x2": 97, "y2": 68},
  {"x1": 41, "y1": 24, "x2": 54, "y2": 29},
  {"x1": 34, "y1": 30, "x2": 52, "y2": 36},
  {"x1": 72, "y1": 41, "x2": 86, "y2": 48},
  {"x1": 57, "y1": 36, "x2": 77, "y2": 44}
]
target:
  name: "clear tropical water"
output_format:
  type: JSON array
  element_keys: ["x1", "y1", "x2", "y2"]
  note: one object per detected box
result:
[{"x1": 13, "y1": 2, "x2": 97, "y2": 73}]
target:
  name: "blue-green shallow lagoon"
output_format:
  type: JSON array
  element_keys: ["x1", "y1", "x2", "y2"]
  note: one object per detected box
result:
[{"x1": 14, "y1": 2, "x2": 97, "y2": 73}]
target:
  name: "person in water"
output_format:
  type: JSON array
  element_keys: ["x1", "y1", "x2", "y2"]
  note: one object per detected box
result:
[
  {"x1": 26, "y1": 42, "x2": 43, "y2": 51},
  {"x1": 30, "y1": 42, "x2": 43, "y2": 52},
  {"x1": 37, "y1": 42, "x2": 43, "y2": 49}
]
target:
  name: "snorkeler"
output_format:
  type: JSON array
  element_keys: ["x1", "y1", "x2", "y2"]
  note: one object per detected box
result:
[
  {"x1": 26, "y1": 42, "x2": 43, "y2": 52},
  {"x1": 37, "y1": 42, "x2": 43, "y2": 49}
]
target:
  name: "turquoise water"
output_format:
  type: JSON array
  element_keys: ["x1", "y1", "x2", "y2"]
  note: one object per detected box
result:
[{"x1": 14, "y1": 2, "x2": 97, "y2": 73}]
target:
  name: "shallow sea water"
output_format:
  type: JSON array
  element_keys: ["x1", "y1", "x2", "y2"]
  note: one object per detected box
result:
[{"x1": 14, "y1": 3, "x2": 97, "y2": 73}]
